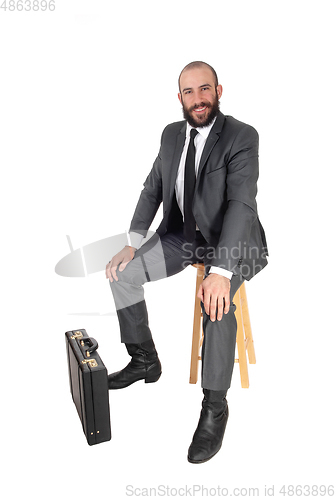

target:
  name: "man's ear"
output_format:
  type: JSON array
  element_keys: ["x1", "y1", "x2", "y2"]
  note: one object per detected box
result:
[
  {"x1": 178, "y1": 93, "x2": 182, "y2": 105},
  {"x1": 216, "y1": 85, "x2": 223, "y2": 100}
]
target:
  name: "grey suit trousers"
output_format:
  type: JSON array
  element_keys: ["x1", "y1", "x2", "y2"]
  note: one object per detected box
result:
[{"x1": 109, "y1": 230, "x2": 244, "y2": 391}]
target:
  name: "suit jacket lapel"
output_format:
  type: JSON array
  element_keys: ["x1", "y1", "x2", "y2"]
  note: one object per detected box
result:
[
  {"x1": 168, "y1": 122, "x2": 187, "y2": 201},
  {"x1": 196, "y1": 112, "x2": 226, "y2": 184}
]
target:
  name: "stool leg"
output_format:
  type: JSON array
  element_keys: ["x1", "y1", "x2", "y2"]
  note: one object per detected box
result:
[
  {"x1": 189, "y1": 268, "x2": 204, "y2": 384},
  {"x1": 234, "y1": 288, "x2": 249, "y2": 388},
  {"x1": 240, "y1": 282, "x2": 256, "y2": 364}
]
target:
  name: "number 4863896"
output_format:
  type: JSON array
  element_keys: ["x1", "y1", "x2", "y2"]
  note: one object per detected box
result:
[{"x1": 0, "y1": 1, "x2": 56, "y2": 11}]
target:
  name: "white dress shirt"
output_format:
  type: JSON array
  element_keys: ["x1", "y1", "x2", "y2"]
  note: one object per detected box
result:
[{"x1": 129, "y1": 119, "x2": 233, "y2": 280}]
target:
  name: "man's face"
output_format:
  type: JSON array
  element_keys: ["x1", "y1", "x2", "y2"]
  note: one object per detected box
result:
[{"x1": 178, "y1": 67, "x2": 223, "y2": 128}]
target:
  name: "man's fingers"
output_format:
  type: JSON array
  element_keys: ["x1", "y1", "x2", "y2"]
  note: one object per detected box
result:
[
  {"x1": 197, "y1": 284, "x2": 204, "y2": 302},
  {"x1": 216, "y1": 292, "x2": 231, "y2": 320},
  {"x1": 216, "y1": 297, "x2": 224, "y2": 321},
  {"x1": 209, "y1": 295, "x2": 218, "y2": 322},
  {"x1": 203, "y1": 290, "x2": 211, "y2": 317},
  {"x1": 106, "y1": 262, "x2": 113, "y2": 281},
  {"x1": 111, "y1": 264, "x2": 119, "y2": 282},
  {"x1": 119, "y1": 253, "x2": 133, "y2": 271},
  {"x1": 105, "y1": 258, "x2": 120, "y2": 282},
  {"x1": 223, "y1": 291, "x2": 230, "y2": 315}
]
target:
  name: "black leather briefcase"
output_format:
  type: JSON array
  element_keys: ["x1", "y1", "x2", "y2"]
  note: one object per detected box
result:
[{"x1": 65, "y1": 329, "x2": 111, "y2": 445}]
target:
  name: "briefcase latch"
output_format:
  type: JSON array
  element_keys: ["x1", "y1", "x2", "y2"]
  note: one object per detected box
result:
[
  {"x1": 82, "y1": 359, "x2": 98, "y2": 368},
  {"x1": 71, "y1": 331, "x2": 84, "y2": 340}
]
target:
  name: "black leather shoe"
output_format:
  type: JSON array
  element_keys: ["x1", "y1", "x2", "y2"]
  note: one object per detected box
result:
[
  {"x1": 108, "y1": 339, "x2": 162, "y2": 389},
  {"x1": 188, "y1": 390, "x2": 229, "y2": 464}
]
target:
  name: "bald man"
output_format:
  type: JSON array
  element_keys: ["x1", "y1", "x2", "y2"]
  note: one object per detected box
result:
[{"x1": 106, "y1": 61, "x2": 268, "y2": 463}]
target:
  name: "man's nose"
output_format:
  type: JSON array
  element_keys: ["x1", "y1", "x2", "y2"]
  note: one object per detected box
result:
[{"x1": 193, "y1": 89, "x2": 203, "y2": 102}]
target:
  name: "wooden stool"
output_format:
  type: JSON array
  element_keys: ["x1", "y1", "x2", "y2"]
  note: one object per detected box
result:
[{"x1": 189, "y1": 263, "x2": 256, "y2": 388}]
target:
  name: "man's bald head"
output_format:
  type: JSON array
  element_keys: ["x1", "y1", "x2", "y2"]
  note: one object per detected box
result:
[{"x1": 178, "y1": 61, "x2": 218, "y2": 92}]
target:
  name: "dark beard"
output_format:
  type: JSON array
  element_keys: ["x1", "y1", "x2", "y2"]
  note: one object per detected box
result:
[{"x1": 182, "y1": 96, "x2": 220, "y2": 128}]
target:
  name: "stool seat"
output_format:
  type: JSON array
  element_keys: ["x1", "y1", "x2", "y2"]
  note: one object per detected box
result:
[{"x1": 189, "y1": 263, "x2": 256, "y2": 388}]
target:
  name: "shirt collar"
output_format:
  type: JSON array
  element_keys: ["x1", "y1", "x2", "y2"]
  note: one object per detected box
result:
[{"x1": 186, "y1": 116, "x2": 217, "y2": 140}]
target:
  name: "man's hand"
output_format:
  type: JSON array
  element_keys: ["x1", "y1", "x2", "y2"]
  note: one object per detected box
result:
[
  {"x1": 197, "y1": 273, "x2": 231, "y2": 322},
  {"x1": 106, "y1": 246, "x2": 136, "y2": 282}
]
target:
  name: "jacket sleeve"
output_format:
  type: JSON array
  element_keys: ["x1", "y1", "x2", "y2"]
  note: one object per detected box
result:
[
  {"x1": 129, "y1": 149, "x2": 163, "y2": 237},
  {"x1": 210, "y1": 124, "x2": 260, "y2": 273}
]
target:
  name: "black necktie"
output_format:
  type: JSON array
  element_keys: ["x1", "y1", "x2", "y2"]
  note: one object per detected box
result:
[{"x1": 183, "y1": 128, "x2": 198, "y2": 242}]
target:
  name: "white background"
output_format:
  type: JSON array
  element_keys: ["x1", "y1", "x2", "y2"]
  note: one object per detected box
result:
[{"x1": 1, "y1": 0, "x2": 335, "y2": 498}]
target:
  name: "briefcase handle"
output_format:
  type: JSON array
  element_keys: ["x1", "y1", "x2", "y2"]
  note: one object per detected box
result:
[{"x1": 80, "y1": 337, "x2": 99, "y2": 358}]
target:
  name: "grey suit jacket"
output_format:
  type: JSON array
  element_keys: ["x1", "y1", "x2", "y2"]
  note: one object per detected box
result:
[{"x1": 130, "y1": 112, "x2": 268, "y2": 280}]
